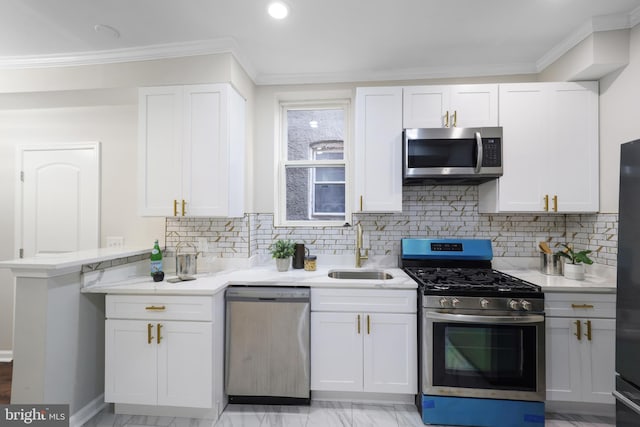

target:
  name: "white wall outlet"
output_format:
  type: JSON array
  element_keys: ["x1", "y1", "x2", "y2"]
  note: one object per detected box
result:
[{"x1": 106, "y1": 236, "x2": 125, "y2": 248}]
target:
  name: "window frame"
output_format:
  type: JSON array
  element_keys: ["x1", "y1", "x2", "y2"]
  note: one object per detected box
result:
[{"x1": 275, "y1": 99, "x2": 351, "y2": 227}]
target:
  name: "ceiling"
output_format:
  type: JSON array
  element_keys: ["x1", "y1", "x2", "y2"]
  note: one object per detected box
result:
[{"x1": 2, "y1": 0, "x2": 640, "y2": 85}]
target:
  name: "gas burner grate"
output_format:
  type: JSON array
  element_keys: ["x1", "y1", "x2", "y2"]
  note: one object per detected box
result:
[{"x1": 404, "y1": 267, "x2": 541, "y2": 294}]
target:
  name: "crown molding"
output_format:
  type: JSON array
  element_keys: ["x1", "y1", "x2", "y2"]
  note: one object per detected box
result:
[
  {"x1": 536, "y1": 12, "x2": 636, "y2": 72},
  {"x1": 254, "y1": 63, "x2": 537, "y2": 86},
  {"x1": 0, "y1": 37, "x2": 257, "y2": 81}
]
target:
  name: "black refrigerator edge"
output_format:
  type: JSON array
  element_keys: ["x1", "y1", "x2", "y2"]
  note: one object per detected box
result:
[{"x1": 615, "y1": 138, "x2": 640, "y2": 425}]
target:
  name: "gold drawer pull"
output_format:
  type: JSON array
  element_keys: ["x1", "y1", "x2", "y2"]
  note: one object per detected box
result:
[
  {"x1": 145, "y1": 305, "x2": 166, "y2": 311},
  {"x1": 571, "y1": 304, "x2": 594, "y2": 309}
]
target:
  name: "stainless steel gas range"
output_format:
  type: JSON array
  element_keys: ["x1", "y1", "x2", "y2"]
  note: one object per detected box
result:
[{"x1": 401, "y1": 238, "x2": 545, "y2": 427}]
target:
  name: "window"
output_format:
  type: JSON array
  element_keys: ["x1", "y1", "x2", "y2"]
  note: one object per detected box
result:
[{"x1": 276, "y1": 101, "x2": 350, "y2": 226}]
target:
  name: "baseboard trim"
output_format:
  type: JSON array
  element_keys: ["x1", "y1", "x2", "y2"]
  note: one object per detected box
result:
[
  {"x1": 0, "y1": 350, "x2": 13, "y2": 362},
  {"x1": 69, "y1": 394, "x2": 107, "y2": 427}
]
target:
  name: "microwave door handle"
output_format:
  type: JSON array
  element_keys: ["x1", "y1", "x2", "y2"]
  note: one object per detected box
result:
[{"x1": 475, "y1": 131, "x2": 483, "y2": 173}]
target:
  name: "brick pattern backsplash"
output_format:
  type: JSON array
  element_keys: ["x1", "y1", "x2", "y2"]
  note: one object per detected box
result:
[{"x1": 165, "y1": 186, "x2": 618, "y2": 266}]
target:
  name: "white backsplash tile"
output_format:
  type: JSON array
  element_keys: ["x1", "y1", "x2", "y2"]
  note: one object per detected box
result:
[{"x1": 165, "y1": 186, "x2": 618, "y2": 267}]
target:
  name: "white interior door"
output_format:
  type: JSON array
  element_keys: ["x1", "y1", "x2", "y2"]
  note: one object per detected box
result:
[{"x1": 18, "y1": 143, "x2": 100, "y2": 257}]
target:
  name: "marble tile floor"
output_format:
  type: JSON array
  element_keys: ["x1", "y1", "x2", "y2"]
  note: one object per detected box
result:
[{"x1": 84, "y1": 402, "x2": 616, "y2": 427}]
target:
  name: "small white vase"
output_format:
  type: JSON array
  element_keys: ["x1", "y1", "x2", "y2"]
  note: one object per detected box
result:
[
  {"x1": 563, "y1": 263, "x2": 585, "y2": 280},
  {"x1": 275, "y1": 257, "x2": 291, "y2": 272}
]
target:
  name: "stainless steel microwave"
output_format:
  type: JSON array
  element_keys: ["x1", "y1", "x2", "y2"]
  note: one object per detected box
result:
[{"x1": 403, "y1": 127, "x2": 503, "y2": 184}]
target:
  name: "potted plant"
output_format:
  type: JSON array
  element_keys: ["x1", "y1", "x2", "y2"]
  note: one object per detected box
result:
[
  {"x1": 270, "y1": 239, "x2": 296, "y2": 272},
  {"x1": 556, "y1": 243, "x2": 593, "y2": 280}
]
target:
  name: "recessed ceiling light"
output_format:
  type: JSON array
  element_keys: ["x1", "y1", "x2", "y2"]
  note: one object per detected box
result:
[{"x1": 268, "y1": 2, "x2": 289, "y2": 19}]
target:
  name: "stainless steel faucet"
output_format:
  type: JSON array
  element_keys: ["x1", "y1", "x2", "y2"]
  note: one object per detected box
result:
[{"x1": 355, "y1": 222, "x2": 369, "y2": 268}]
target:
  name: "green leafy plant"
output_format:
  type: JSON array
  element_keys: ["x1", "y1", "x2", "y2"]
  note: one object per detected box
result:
[
  {"x1": 270, "y1": 239, "x2": 295, "y2": 259},
  {"x1": 556, "y1": 243, "x2": 593, "y2": 265}
]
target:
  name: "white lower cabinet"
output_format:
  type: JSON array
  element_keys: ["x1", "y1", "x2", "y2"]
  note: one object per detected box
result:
[
  {"x1": 105, "y1": 294, "x2": 224, "y2": 413},
  {"x1": 310, "y1": 289, "x2": 417, "y2": 394},
  {"x1": 545, "y1": 292, "x2": 616, "y2": 404}
]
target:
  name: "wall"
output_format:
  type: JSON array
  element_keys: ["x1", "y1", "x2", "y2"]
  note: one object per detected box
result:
[{"x1": 599, "y1": 24, "x2": 640, "y2": 213}]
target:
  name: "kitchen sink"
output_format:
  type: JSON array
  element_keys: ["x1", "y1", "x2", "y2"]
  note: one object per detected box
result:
[{"x1": 327, "y1": 270, "x2": 393, "y2": 280}]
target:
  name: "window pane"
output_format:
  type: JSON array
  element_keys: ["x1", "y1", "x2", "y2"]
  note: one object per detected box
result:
[
  {"x1": 314, "y1": 184, "x2": 345, "y2": 214},
  {"x1": 315, "y1": 150, "x2": 343, "y2": 161},
  {"x1": 315, "y1": 166, "x2": 345, "y2": 182},
  {"x1": 287, "y1": 109, "x2": 344, "y2": 161},
  {"x1": 286, "y1": 167, "x2": 345, "y2": 221}
]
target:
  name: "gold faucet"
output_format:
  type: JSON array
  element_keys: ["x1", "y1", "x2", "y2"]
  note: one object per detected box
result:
[{"x1": 355, "y1": 222, "x2": 369, "y2": 268}]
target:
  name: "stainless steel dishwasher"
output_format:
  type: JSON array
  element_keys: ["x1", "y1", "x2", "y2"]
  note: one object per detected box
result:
[{"x1": 225, "y1": 286, "x2": 310, "y2": 404}]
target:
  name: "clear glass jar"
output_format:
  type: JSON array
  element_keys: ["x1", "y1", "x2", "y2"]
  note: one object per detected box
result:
[{"x1": 304, "y1": 255, "x2": 317, "y2": 271}]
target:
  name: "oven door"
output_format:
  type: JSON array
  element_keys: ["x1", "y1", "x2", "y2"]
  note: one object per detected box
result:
[{"x1": 423, "y1": 310, "x2": 545, "y2": 402}]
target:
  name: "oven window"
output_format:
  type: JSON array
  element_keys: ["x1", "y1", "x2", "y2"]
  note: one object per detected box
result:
[
  {"x1": 407, "y1": 139, "x2": 476, "y2": 168},
  {"x1": 432, "y1": 323, "x2": 538, "y2": 391}
]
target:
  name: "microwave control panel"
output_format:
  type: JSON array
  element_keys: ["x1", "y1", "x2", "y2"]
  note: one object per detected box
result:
[{"x1": 482, "y1": 138, "x2": 501, "y2": 167}]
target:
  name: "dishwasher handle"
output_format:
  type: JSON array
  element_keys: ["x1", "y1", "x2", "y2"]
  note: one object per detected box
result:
[{"x1": 225, "y1": 286, "x2": 310, "y2": 302}]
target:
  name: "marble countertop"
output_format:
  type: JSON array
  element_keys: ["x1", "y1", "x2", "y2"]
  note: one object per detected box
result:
[
  {"x1": 82, "y1": 265, "x2": 418, "y2": 295},
  {"x1": 493, "y1": 257, "x2": 616, "y2": 293}
]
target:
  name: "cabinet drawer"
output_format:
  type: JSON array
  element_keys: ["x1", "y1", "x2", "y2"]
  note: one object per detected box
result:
[
  {"x1": 544, "y1": 293, "x2": 615, "y2": 318},
  {"x1": 311, "y1": 288, "x2": 416, "y2": 313},
  {"x1": 106, "y1": 295, "x2": 214, "y2": 321}
]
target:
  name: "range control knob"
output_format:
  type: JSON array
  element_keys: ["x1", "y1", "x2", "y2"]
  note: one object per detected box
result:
[
  {"x1": 509, "y1": 299, "x2": 521, "y2": 310},
  {"x1": 439, "y1": 298, "x2": 452, "y2": 308},
  {"x1": 521, "y1": 300, "x2": 532, "y2": 311},
  {"x1": 451, "y1": 298, "x2": 461, "y2": 308},
  {"x1": 479, "y1": 298, "x2": 490, "y2": 309}
]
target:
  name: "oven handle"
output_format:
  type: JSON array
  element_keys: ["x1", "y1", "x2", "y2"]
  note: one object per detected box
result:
[
  {"x1": 474, "y1": 131, "x2": 483, "y2": 173},
  {"x1": 426, "y1": 311, "x2": 544, "y2": 324}
]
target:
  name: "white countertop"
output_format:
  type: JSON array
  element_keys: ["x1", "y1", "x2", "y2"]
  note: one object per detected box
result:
[
  {"x1": 494, "y1": 257, "x2": 616, "y2": 293},
  {"x1": 0, "y1": 247, "x2": 150, "y2": 276},
  {"x1": 81, "y1": 265, "x2": 418, "y2": 295}
]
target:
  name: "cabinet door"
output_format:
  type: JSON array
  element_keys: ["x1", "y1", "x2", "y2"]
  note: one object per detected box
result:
[
  {"x1": 580, "y1": 318, "x2": 615, "y2": 404},
  {"x1": 354, "y1": 87, "x2": 403, "y2": 212},
  {"x1": 548, "y1": 82, "x2": 599, "y2": 212},
  {"x1": 363, "y1": 313, "x2": 417, "y2": 394},
  {"x1": 545, "y1": 317, "x2": 583, "y2": 402},
  {"x1": 494, "y1": 83, "x2": 548, "y2": 212},
  {"x1": 450, "y1": 84, "x2": 498, "y2": 127},
  {"x1": 403, "y1": 86, "x2": 450, "y2": 128},
  {"x1": 105, "y1": 319, "x2": 158, "y2": 405},
  {"x1": 310, "y1": 312, "x2": 363, "y2": 391},
  {"x1": 138, "y1": 86, "x2": 183, "y2": 216},
  {"x1": 157, "y1": 320, "x2": 213, "y2": 408}
]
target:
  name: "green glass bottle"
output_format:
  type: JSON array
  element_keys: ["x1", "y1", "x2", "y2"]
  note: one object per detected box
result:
[{"x1": 150, "y1": 240, "x2": 163, "y2": 275}]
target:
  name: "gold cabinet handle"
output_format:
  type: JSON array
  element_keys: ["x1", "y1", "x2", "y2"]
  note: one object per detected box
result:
[
  {"x1": 571, "y1": 304, "x2": 594, "y2": 309},
  {"x1": 360, "y1": 195, "x2": 363, "y2": 212},
  {"x1": 145, "y1": 305, "x2": 166, "y2": 311},
  {"x1": 574, "y1": 319, "x2": 581, "y2": 341},
  {"x1": 157, "y1": 323, "x2": 163, "y2": 344},
  {"x1": 553, "y1": 195, "x2": 558, "y2": 212},
  {"x1": 357, "y1": 314, "x2": 361, "y2": 334},
  {"x1": 367, "y1": 315, "x2": 371, "y2": 335},
  {"x1": 585, "y1": 320, "x2": 592, "y2": 341},
  {"x1": 444, "y1": 111, "x2": 449, "y2": 128},
  {"x1": 173, "y1": 199, "x2": 178, "y2": 216},
  {"x1": 544, "y1": 194, "x2": 549, "y2": 211},
  {"x1": 147, "y1": 323, "x2": 154, "y2": 344},
  {"x1": 452, "y1": 110, "x2": 457, "y2": 127},
  {"x1": 181, "y1": 199, "x2": 186, "y2": 216}
]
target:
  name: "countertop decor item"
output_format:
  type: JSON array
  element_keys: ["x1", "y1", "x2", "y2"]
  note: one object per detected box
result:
[
  {"x1": 556, "y1": 243, "x2": 593, "y2": 280},
  {"x1": 270, "y1": 239, "x2": 295, "y2": 272}
]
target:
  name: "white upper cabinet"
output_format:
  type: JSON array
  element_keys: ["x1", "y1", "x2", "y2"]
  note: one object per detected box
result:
[
  {"x1": 354, "y1": 87, "x2": 403, "y2": 212},
  {"x1": 403, "y1": 84, "x2": 498, "y2": 128},
  {"x1": 138, "y1": 83, "x2": 245, "y2": 217},
  {"x1": 479, "y1": 81, "x2": 599, "y2": 213}
]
